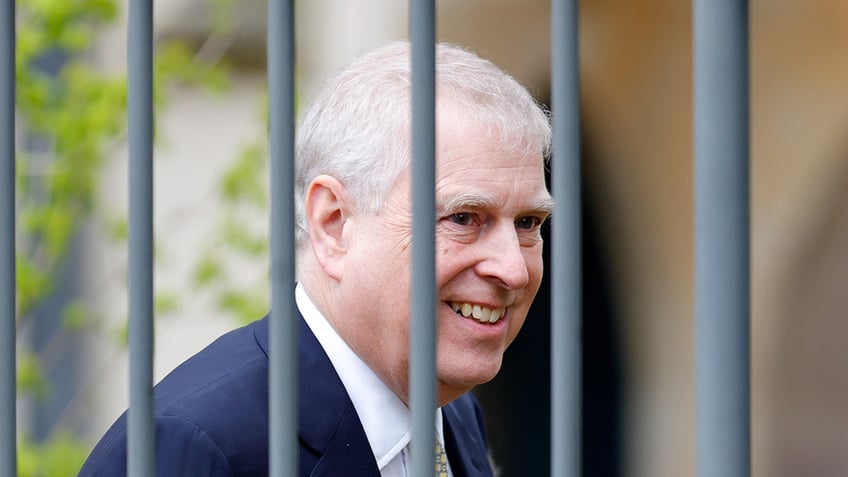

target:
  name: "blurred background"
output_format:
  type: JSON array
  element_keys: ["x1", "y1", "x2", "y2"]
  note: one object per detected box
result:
[{"x1": 13, "y1": 0, "x2": 848, "y2": 475}]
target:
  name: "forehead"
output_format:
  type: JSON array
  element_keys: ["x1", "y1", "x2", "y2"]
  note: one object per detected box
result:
[
  {"x1": 437, "y1": 105, "x2": 545, "y2": 169},
  {"x1": 433, "y1": 123, "x2": 551, "y2": 212},
  {"x1": 384, "y1": 102, "x2": 551, "y2": 212}
]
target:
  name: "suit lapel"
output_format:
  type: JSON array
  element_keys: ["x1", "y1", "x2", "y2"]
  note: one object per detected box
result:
[
  {"x1": 254, "y1": 314, "x2": 380, "y2": 477},
  {"x1": 299, "y1": 315, "x2": 381, "y2": 476}
]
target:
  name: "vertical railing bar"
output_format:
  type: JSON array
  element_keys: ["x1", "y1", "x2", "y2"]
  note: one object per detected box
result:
[
  {"x1": 127, "y1": 0, "x2": 155, "y2": 475},
  {"x1": 268, "y1": 0, "x2": 298, "y2": 476},
  {"x1": 694, "y1": 1, "x2": 750, "y2": 476},
  {"x1": 551, "y1": 0, "x2": 582, "y2": 476},
  {"x1": 409, "y1": 1, "x2": 437, "y2": 476},
  {"x1": 0, "y1": 1, "x2": 17, "y2": 475}
]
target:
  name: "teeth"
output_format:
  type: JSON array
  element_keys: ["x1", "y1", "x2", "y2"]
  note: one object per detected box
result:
[
  {"x1": 450, "y1": 302, "x2": 506, "y2": 324},
  {"x1": 472, "y1": 305, "x2": 483, "y2": 319},
  {"x1": 489, "y1": 308, "x2": 503, "y2": 322}
]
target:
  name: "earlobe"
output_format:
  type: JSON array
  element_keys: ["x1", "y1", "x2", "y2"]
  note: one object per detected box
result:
[{"x1": 304, "y1": 175, "x2": 350, "y2": 281}]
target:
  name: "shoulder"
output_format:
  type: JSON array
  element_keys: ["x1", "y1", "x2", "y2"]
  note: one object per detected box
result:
[
  {"x1": 155, "y1": 317, "x2": 270, "y2": 423},
  {"x1": 79, "y1": 414, "x2": 237, "y2": 477},
  {"x1": 157, "y1": 319, "x2": 271, "y2": 473},
  {"x1": 80, "y1": 318, "x2": 271, "y2": 476}
]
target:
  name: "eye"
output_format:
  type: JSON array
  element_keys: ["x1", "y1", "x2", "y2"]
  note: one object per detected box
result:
[
  {"x1": 449, "y1": 213, "x2": 474, "y2": 226},
  {"x1": 516, "y1": 216, "x2": 542, "y2": 230}
]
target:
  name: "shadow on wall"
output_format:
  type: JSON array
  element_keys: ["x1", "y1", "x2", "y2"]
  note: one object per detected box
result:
[
  {"x1": 475, "y1": 136, "x2": 623, "y2": 476},
  {"x1": 450, "y1": 1, "x2": 848, "y2": 476}
]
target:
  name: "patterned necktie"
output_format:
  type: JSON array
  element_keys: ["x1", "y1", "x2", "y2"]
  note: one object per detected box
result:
[{"x1": 435, "y1": 436, "x2": 448, "y2": 477}]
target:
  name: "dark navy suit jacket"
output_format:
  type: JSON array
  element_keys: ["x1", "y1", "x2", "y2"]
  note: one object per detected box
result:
[{"x1": 79, "y1": 315, "x2": 494, "y2": 476}]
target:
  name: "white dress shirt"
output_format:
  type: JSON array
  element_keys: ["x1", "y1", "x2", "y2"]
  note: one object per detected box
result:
[{"x1": 296, "y1": 283, "x2": 452, "y2": 477}]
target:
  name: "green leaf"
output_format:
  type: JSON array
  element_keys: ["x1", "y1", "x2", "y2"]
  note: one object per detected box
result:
[
  {"x1": 220, "y1": 142, "x2": 267, "y2": 207},
  {"x1": 18, "y1": 430, "x2": 90, "y2": 477},
  {"x1": 154, "y1": 41, "x2": 231, "y2": 98},
  {"x1": 62, "y1": 301, "x2": 88, "y2": 332},
  {"x1": 220, "y1": 219, "x2": 268, "y2": 257},
  {"x1": 219, "y1": 289, "x2": 268, "y2": 325},
  {"x1": 16, "y1": 254, "x2": 53, "y2": 317},
  {"x1": 17, "y1": 353, "x2": 50, "y2": 400},
  {"x1": 208, "y1": 0, "x2": 237, "y2": 34},
  {"x1": 57, "y1": 24, "x2": 94, "y2": 52},
  {"x1": 113, "y1": 319, "x2": 129, "y2": 347},
  {"x1": 155, "y1": 293, "x2": 181, "y2": 315},
  {"x1": 106, "y1": 216, "x2": 128, "y2": 242},
  {"x1": 193, "y1": 254, "x2": 223, "y2": 288}
]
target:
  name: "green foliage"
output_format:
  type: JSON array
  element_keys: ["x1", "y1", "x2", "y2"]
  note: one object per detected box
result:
[
  {"x1": 155, "y1": 292, "x2": 181, "y2": 315},
  {"x1": 104, "y1": 215, "x2": 127, "y2": 242},
  {"x1": 17, "y1": 353, "x2": 49, "y2": 401},
  {"x1": 18, "y1": 430, "x2": 90, "y2": 477},
  {"x1": 192, "y1": 253, "x2": 224, "y2": 288},
  {"x1": 219, "y1": 288, "x2": 269, "y2": 325},
  {"x1": 60, "y1": 300, "x2": 91, "y2": 332},
  {"x1": 114, "y1": 319, "x2": 129, "y2": 347},
  {"x1": 16, "y1": 255, "x2": 52, "y2": 319},
  {"x1": 16, "y1": 0, "x2": 232, "y2": 304},
  {"x1": 190, "y1": 89, "x2": 273, "y2": 323},
  {"x1": 221, "y1": 143, "x2": 267, "y2": 207},
  {"x1": 14, "y1": 0, "x2": 240, "y2": 474},
  {"x1": 17, "y1": 1, "x2": 118, "y2": 319},
  {"x1": 208, "y1": 0, "x2": 238, "y2": 34},
  {"x1": 220, "y1": 217, "x2": 268, "y2": 257},
  {"x1": 154, "y1": 42, "x2": 230, "y2": 102},
  {"x1": 15, "y1": 0, "x2": 229, "y2": 319}
]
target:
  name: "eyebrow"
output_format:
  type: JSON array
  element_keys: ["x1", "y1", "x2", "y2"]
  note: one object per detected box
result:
[
  {"x1": 533, "y1": 195, "x2": 556, "y2": 217},
  {"x1": 436, "y1": 192, "x2": 555, "y2": 217}
]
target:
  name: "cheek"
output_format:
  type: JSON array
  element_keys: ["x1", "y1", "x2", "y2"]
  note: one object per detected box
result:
[
  {"x1": 506, "y1": 314, "x2": 528, "y2": 347},
  {"x1": 435, "y1": 242, "x2": 467, "y2": 278},
  {"x1": 352, "y1": 228, "x2": 412, "y2": 278},
  {"x1": 525, "y1": 248, "x2": 545, "y2": 287}
]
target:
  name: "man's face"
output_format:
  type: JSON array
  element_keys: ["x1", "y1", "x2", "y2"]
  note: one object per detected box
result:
[{"x1": 333, "y1": 109, "x2": 552, "y2": 405}]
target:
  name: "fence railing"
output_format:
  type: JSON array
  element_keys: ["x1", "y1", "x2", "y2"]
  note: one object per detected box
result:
[
  {"x1": 1, "y1": 1, "x2": 18, "y2": 476},
  {"x1": 408, "y1": 2, "x2": 439, "y2": 477},
  {"x1": 0, "y1": 0, "x2": 750, "y2": 475},
  {"x1": 694, "y1": 1, "x2": 750, "y2": 476},
  {"x1": 550, "y1": 1, "x2": 583, "y2": 476},
  {"x1": 126, "y1": 0, "x2": 155, "y2": 475},
  {"x1": 267, "y1": 0, "x2": 298, "y2": 476}
]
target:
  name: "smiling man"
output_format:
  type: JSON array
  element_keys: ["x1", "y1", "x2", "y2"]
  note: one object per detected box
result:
[{"x1": 81, "y1": 41, "x2": 552, "y2": 477}]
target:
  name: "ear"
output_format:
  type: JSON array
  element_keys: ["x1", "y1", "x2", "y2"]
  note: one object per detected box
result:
[{"x1": 304, "y1": 175, "x2": 352, "y2": 281}]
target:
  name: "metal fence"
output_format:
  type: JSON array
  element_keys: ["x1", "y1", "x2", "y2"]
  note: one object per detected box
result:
[
  {"x1": 1, "y1": 1, "x2": 17, "y2": 476},
  {"x1": 0, "y1": 0, "x2": 750, "y2": 475}
]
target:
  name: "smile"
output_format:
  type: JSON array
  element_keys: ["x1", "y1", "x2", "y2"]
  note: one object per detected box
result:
[{"x1": 449, "y1": 302, "x2": 506, "y2": 324}]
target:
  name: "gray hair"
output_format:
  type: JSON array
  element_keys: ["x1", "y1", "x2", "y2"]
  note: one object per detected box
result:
[{"x1": 294, "y1": 41, "x2": 551, "y2": 248}]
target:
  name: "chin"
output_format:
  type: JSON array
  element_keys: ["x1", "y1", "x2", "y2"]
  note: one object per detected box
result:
[{"x1": 438, "y1": 361, "x2": 504, "y2": 395}]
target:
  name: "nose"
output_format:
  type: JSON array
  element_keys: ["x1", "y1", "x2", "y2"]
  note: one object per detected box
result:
[{"x1": 475, "y1": 223, "x2": 530, "y2": 290}]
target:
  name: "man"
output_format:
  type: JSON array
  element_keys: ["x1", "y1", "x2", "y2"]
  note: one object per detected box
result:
[{"x1": 80, "y1": 41, "x2": 552, "y2": 476}]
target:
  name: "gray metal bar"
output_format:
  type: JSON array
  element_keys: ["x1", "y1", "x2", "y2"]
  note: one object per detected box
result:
[
  {"x1": 0, "y1": 1, "x2": 17, "y2": 475},
  {"x1": 127, "y1": 0, "x2": 155, "y2": 474},
  {"x1": 267, "y1": 1, "x2": 298, "y2": 476},
  {"x1": 550, "y1": 0, "x2": 582, "y2": 475},
  {"x1": 693, "y1": 1, "x2": 750, "y2": 476},
  {"x1": 409, "y1": 1, "x2": 437, "y2": 477}
]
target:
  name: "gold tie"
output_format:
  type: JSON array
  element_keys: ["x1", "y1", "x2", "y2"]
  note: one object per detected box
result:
[{"x1": 435, "y1": 436, "x2": 448, "y2": 477}]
